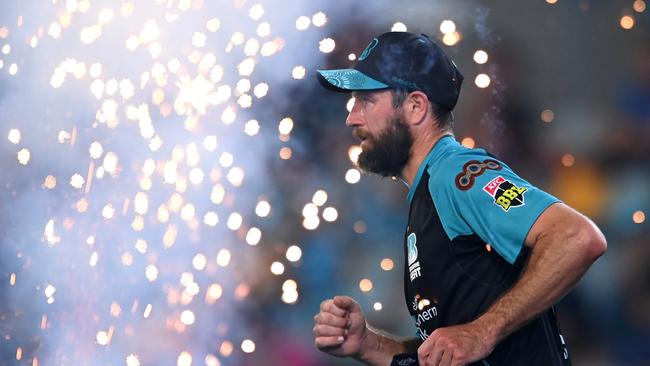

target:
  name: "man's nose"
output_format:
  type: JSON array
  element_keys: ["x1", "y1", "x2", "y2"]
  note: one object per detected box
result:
[{"x1": 345, "y1": 100, "x2": 363, "y2": 127}]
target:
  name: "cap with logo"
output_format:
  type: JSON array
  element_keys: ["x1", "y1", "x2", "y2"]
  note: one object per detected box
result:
[{"x1": 317, "y1": 31, "x2": 464, "y2": 110}]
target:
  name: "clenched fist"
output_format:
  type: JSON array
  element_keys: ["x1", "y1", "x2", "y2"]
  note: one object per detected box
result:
[{"x1": 313, "y1": 296, "x2": 367, "y2": 358}]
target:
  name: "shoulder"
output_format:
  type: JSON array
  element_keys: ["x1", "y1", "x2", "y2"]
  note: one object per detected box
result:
[{"x1": 426, "y1": 146, "x2": 504, "y2": 193}]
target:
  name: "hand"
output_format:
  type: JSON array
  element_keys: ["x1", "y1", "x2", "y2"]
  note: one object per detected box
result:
[
  {"x1": 313, "y1": 296, "x2": 368, "y2": 358},
  {"x1": 417, "y1": 321, "x2": 494, "y2": 366}
]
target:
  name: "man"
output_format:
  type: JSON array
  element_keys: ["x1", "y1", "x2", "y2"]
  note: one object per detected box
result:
[{"x1": 312, "y1": 31, "x2": 606, "y2": 366}]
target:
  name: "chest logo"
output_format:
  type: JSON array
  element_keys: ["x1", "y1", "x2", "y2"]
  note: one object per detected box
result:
[
  {"x1": 407, "y1": 233, "x2": 421, "y2": 281},
  {"x1": 483, "y1": 176, "x2": 527, "y2": 211},
  {"x1": 455, "y1": 159, "x2": 501, "y2": 191}
]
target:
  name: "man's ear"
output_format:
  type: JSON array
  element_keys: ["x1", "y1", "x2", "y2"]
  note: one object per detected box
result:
[{"x1": 403, "y1": 91, "x2": 430, "y2": 126}]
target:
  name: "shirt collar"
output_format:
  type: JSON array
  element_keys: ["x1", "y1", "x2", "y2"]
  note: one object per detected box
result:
[{"x1": 406, "y1": 135, "x2": 457, "y2": 203}]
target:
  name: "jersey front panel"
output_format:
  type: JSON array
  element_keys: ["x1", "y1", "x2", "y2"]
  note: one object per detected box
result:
[{"x1": 403, "y1": 136, "x2": 570, "y2": 365}]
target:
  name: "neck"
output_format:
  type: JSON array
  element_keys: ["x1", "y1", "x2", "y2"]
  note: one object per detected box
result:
[{"x1": 400, "y1": 130, "x2": 452, "y2": 187}]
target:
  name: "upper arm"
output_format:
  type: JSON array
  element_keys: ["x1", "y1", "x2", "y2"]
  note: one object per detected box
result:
[{"x1": 525, "y1": 202, "x2": 607, "y2": 255}]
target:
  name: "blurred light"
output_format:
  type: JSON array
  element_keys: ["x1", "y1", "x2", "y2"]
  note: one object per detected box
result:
[
  {"x1": 255, "y1": 200, "x2": 271, "y2": 217},
  {"x1": 633, "y1": 0, "x2": 646, "y2": 12},
  {"x1": 312, "y1": 190, "x2": 328, "y2": 206},
  {"x1": 373, "y1": 302, "x2": 383, "y2": 311},
  {"x1": 633, "y1": 210, "x2": 646, "y2": 224},
  {"x1": 292, "y1": 66, "x2": 306, "y2": 79},
  {"x1": 211, "y1": 184, "x2": 225, "y2": 204},
  {"x1": 270, "y1": 261, "x2": 285, "y2": 275},
  {"x1": 347, "y1": 97, "x2": 356, "y2": 112},
  {"x1": 348, "y1": 145, "x2": 361, "y2": 164},
  {"x1": 312, "y1": 12, "x2": 327, "y2": 27},
  {"x1": 135, "y1": 239, "x2": 147, "y2": 254},
  {"x1": 348, "y1": 53, "x2": 357, "y2": 61},
  {"x1": 227, "y1": 167, "x2": 244, "y2": 186},
  {"x1": 353, "y1": 220, "x2": 367, "y2": 234},
  {"x1": 546, "y1": 0, "x2": 558, "y2": 4},
  {"x1": 227, "y1": 213, "x2": 242, "y2": 230},
  {"x1": 246, "y1": 227, "x2": 262, "y2": 245},
  {"x1": 217, "y1": 249, "x2": 231, "y2": 267},
  {"x1": 205, "y1": 354, "x2": 220, "y2": 366},
  {"x1": 541, "y1": 109, "x2": 555, "y2": 123},
  {"x1": 279, "y1": 147, "x2": 292, "y2": 160},
  {"x1": 391, "y1": 22, "x2": 407, "y2": 32},
  {"x1": 256, "y1": 22, "x2": 271, "y2": 37},
  {"x1": 296, "y1": 16, "x2": 311, "y2": 30},
  {"x1": 359, "y1": 278, "x2": 373, "y2": 292},
  {"x1": 193, "y1": 253, "x2": 207, "y2": 270},
  {"x1": 220, "y1": 341, "x2": 234, "y2": 357},
  {"x1": 319, "y1": 38, "x2": 335, "y2": 53},
  {"x1": 380, "y1": 258, "x2": 394, "y2": 271},
  {"x1": 475, "y1": 73, "x2": 490, "y2": 88},
  {"x1": 203, "y1": 212, "x2": 219, "y2": 226},
  {"x1": 126, "y1": 354, "x2": 140, "y2": 366},
  {"x1": 121, "y1": 252, "x2": 133, "y2": 266},
  {"x1": 102, "y1": 204, "x2": 115, "y2": 219},
  {"x1": 192, "y1": 32, "x2": 207, "y2": 48},
  {"x1": 145, "y1": 265, "x2": 158, "y2": 282},
  {"x1": 177, "y1": 351, "x2": 192, "y2": 366},
  {"x1": 241, "y1": 339, "x2": 256, "y2": 353},
  {"x1": 418, "y1": 298, "x2": 431, "y2": 310},
  {"x1": 345, "y1": 169, "x2": 361, "y2": 184},
  {"x1": 219, "y1": 153, "x2": 233, "y2": 168},
  {"x1": 134, "y1": 192, "x2": 149, "y2": 215},
  {"x1": 461, "y1": 137, "x2": 475, "y2": 148},
  {"x1": 278, "y1": 117, "x2": 294, "y2": 134},
  {"x1": 561, "y1": 154, "x2": 575, "y2": 167},
  {"x1": 206, "y1": 283, "x2": 223, "y2": 302},
  {"x1": 302, "y1": 203, "x2": 318, "y2": 217},
  {"x1": 236, "y1": 78, "x2": 251, "y2": 94},
  {"x1": 17, "y1": 148, "x2": 30, "y2": 165},
  {"x1": 620, "y1": 15, "x2": 634, "y2": 29},
  {"x1": 286, "y1": 245, "x2": 302, "y2": 262},
  {"x1": 89, "y1": 141, "x2": 104, "y2": 159},
  {"x1": 245, "y1": 119, "x2": 261, "y2": 136},
  {"x1": 322, "y1": 207, "x2": 338, "y2": 222},
  {"x1": 43, "y1": 175, "x2": 57, "y2": 189},
  {"x1": 180, "y1": 310, "x2": 195, "y2": 325},
  {"x1": 282, "y1": 279, "x2": 297, "y2": 292},
  {"x1": 440, "y1": 20, "x2": 456, "y2": 34},
  {"x1": 96, "y1": 331, "x2": 109, "y2": 346},
  {"x1": 238, "y1": 58, "x2": 256, "y2": 76},
  {"x1": 473, "y1": 50, "x2": 488, "y2": 64},
  {"x1": 253, "y1": 82, "x2": 269, "y2": 98},
  {"x1": 206, "y1": 18, "x2": 221, "y2": 32},
  {"x1": 7, "y1": 129, "x2": 21, "y2": 144},
  {"x1": 181, "y1": 203, "x2": 196, "y2": 221},
  {"x1": 189, "y1": 168, "x2": 204, "y2": 185},
  {"x1": 249, "y1": 4, "x2": 264, "y2": 20},
  {"x1": 303, "y1": 216, "x2": 320, "y2": 230},
  {"x1": 221, "y1": 106, "x2": 236, "y2": 124},
  {"x1": 282, "y1": 290, "x2": 298, "y2": 304},
  {"x1": 442, "y1": 32, "x2": 460, "y2": 46}
]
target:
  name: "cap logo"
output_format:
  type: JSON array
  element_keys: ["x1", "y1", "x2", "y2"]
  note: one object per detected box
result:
[{"x1": 359, "y1": 38, "x2": 379, "y2": 61}]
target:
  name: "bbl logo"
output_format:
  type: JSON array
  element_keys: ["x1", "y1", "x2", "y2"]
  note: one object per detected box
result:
[
  {"x1": 359, "y1": 38, "x2": 379, "y2": 61},
  {"x1": 483, "y1": 176, "x2": 527, "y2": 211}
]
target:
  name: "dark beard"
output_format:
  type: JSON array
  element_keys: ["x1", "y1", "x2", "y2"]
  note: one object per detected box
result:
[{"x1": 357, "y1": 114, "x2": 413, "y2": 178}]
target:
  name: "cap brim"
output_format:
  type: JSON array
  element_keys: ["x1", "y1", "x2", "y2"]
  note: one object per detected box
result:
[{"x1": 317, "y1": 68, "x2": 389, "y2": 93}]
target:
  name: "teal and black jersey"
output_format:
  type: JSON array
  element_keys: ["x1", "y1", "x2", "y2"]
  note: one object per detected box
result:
[{"x1": 404, "y1": 136, "x2": 571, "y2": 365}]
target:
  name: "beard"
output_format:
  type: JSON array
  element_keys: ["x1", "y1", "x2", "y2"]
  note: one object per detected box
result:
[{"x1": 356, "y1": 112, "x2": 413, "y2": 178}]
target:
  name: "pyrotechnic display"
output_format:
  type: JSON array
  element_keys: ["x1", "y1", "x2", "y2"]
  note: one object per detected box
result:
[{"x1": 0, "y1": 1, "x2": 648, "y2": 365}]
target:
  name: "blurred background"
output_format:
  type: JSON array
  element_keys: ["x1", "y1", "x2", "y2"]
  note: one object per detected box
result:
[{"x1": 0, "y1": 0, "x2": 648, "y2": 365}]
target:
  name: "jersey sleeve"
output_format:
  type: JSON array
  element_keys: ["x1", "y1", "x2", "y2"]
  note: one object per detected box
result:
[{"x1": 428, "y1": 153, "x2": 560, "y2": 264}]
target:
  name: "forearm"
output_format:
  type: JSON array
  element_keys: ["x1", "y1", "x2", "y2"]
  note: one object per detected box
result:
[
  {"x1": 476, "y1": 222, "x2": 604, "y2": 345},
  {"x1": 356, "y1": 324, "x2": 421, "y2": 366}
]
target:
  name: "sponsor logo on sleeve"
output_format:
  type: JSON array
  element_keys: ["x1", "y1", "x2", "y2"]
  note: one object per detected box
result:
[
  {"x1": 483, "y1": 176, "x2": 527, "y2": 211},
  {"x1": 455, "y1": 159, "x2": 502, "y2": 190}
]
